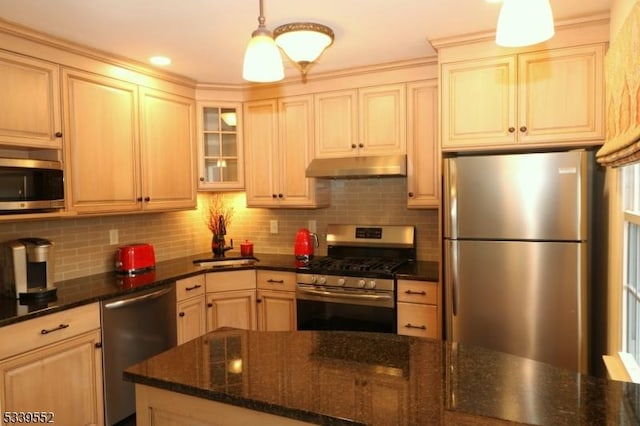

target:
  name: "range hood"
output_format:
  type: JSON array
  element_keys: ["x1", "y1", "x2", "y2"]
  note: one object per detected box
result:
[{"x1": 305, "y1": 155, "x2": 407, "y2": 179}]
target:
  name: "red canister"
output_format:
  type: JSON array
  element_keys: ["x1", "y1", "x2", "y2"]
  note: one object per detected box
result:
[{"x1": 240, "y1": 240, "x2": 254, "y2": 257}]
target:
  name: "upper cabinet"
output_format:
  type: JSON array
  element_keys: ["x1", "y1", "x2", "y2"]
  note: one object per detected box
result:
[
  {"x1": 406, "y1": 80, "x2": 439, "y2": 208},
  {"x1": 314, "y1": 84, "x2": 406, "y2": 158},
  {"x1": 0, "y1": 51, "x2": 62, "y2": 149},
  {"x1": 63, "y1": 68, "x2": 196, "y2": 214},
  {"x1": 441, "y1": 43, "x2": 605, "y2": 151},
  {"x1": 196, "y1": 103, "x2": 244, "y2": 191},
  {"x1": 244, "y1": 96, "x2": 329, "y2": 208}
]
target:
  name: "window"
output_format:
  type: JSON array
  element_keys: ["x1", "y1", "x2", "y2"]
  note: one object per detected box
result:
[{"x1": 622, "y1": 163, "x2": 640, "y2": 363}]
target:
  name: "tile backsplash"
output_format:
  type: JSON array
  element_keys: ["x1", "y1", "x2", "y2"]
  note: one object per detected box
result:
[{"x1": 0, "y1": 177, "x2": 440, "y2": 282}]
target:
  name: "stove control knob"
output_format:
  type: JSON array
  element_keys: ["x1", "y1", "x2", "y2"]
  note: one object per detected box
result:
[
  {"x1": 365, "y1": 280, "x2": 376, "y2": 289},
  {"x1": 337, "y1": 278, "x2": 346, "y2": 286},
  {"x1": 318, "y1": 276, "x2": 327, "y2": 285},
  {"x1": 357, "y1": 279, "x2": 366, "y2": 288},
  {"x1": 309, "y1": 275, "x2": 318, "y2": 284}
]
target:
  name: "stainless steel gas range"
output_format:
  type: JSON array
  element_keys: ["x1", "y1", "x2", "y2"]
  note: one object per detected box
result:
[{"x1": 296, "y1": 224, "x2": 416, "y2": 333}]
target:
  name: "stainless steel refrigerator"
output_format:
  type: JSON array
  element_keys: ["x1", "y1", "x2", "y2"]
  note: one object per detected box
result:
[{"x1": 443, "y1": 149, "x2": 598, "y2": 374}]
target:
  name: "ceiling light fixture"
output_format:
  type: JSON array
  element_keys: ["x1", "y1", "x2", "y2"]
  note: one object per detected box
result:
[
  {"x1": 495, "y1": 0, "x2": 555, "y2": 47},
  {"x1": 274, "y1": 22, "x2": 334, "y2": 77},
  {"x1": 242, "y1": 0, "x2": 284, "y2": 83}
]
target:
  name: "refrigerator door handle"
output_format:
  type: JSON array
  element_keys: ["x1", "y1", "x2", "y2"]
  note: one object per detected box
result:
[
  {"x1": 443, "y1": 158, "x2": 458, "y2": 239},
  {"x1": 450, "y1": 240, "x2": 459, "y2": 317}
]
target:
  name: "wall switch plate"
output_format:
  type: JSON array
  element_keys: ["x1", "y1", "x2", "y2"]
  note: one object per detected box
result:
[
  {"x1": 270, "y1": 220, "x2": 278, "y2": 234},
  {"x1": 308, "y1": 220, "x2": 317, "y2": 233},
  {"x1": 109, "y1": 229, "x2": 119, "y2": 245}
]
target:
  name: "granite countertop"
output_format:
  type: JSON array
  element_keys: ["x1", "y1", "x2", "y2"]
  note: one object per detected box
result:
[
  {"x1": 0, "y1": 252, "x2": 439, "y2": 327},
  {"x1": 124, "y1": 329, "x2": 640, "y2": 426}
]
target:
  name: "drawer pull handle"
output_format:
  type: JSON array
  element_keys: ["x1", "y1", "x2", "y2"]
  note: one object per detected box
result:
[
  {"x1": 405, "y1": 290, "x2": 427, "y2": 295},
  {"x1": 267, "y1": 279, "x2": 284, "y2": 284},
  {"x1": 186, "y1": 284, "x2": 202, "y2": 291},
  {"x1": 41, "y1": 323, "x2": 69, "y2": 335},
  {"x1": 404, "y1": 323, "x2": 427, "y2": 330}
]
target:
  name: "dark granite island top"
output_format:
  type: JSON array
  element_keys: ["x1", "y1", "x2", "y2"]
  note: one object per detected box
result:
[{"x1": 124, "y1": 329, "x2": 640, "y2": 425}]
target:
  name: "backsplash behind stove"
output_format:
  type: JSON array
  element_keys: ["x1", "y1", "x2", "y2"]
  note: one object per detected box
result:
[{"x1": 0, "y1": 177, "x2": 439, "y2": 282}]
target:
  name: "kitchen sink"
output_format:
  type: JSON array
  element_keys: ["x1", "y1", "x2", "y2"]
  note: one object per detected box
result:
[{"x1": 192, "y1": 256, "x2": 258, "y2": 268}]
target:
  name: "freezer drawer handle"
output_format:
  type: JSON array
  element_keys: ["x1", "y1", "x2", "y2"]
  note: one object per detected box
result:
[
  {"x1": 405, "y1": 290, "x2": 427, "y2": 296},
  {"x1": 404, "y1": 323, "x2": 426, "y2": 330},
  {"x1": 41, "y1": 323, "x2": 69, "y2": 335}
]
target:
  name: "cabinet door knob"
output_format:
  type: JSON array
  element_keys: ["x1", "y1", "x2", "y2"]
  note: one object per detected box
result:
[
  {"x1": 278, "y1": 193, "x2": 283, "y2": 198},
  {"x1": 257, "y1": 299, "x2": 262, "y2": 303},
  {"x1": 178, "y1": 312, "x2": 185, "y2": 317},
  {"x1": 144, "y1": 196, "x2": 151, "y2": 202},
  {"x1": 508, "y1": 127, "x2": 516, "y2": 133},
  {"x1": 358, "y1": 143, "x2": 364, "y2": 148},
  {"x1": 199, "y1": 177, "x2": 205, "y2": 182},
  {"x1": 408, "y1": 192, "x2": 414, "y2": 197},
  {"x1": 519, "y1": 126, "x2": 527, "y2": 133},
  {"x1": 54, "y1": 131, "x2": 63, "y2": 138},
  {"x1": 351, "y1": 144, "x2": 357, "y2": 149},
  {"x1": 272, "y1": 194, "x2": 277, "y2": 199}
]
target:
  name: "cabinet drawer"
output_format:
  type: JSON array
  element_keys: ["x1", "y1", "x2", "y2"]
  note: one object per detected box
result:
[
  {"x1": 397, "y1": 280, "x2": 438, "y2": 305},
  {"x1": 256, "y1": 270, "x2": 296, "y2": 292},
  {"x1": 176, "y1": 275, "x2": 205, "y2": 302},
  {"x1": 0, "y1": 303, "x2": 100, "y2": 360},
  {"x1": 397, "y1": 302, "x2": 438, "y2": 339},
  {"x1": 206, "y1": 270, "x2": 256, "y2": 292}
]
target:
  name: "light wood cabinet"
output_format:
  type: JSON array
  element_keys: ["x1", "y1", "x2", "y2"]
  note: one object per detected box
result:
[
  {"x1": 256, "y1": 271, "x2": 297, "y2": 331},
  {"x1": 62, "y1": 68, "x2": 196, "y2": 214},
  {"x1": 205, "y1": 270, "x2": 257, "y2": 331},
  {"x1": 0, "y1": 303, "x2": 103, "y2": 426},
  {"x1": 196, "y1": 102, "x2": 244, "y2": 191},
  {"x1": 406, "y1": 80, "x2": 439, "y2": 208},
  {"x1": 0, "y1": 50, "x2": 62, "y2": 149},
  {"x1": 441, "y1": 44, "x2": 604, "y2": 151},
  {"x1": 315, "y1": 364, "x2": 408, "y2": 425},
  {"x1": 314, "y1": 84, "x2": 406, "y2": 158},
  {"x1": 139, "y1": 87, "x2": 196, "y2": 211},
  {"x1": 244, "y1": 96, "x2": 329, "y2": 208},
  {"x1": 176, "y1": 275, "x2": 207, "y2": 345},
  {"x1": 397, "y1": 280, "x2": 440, "y2": 339}
]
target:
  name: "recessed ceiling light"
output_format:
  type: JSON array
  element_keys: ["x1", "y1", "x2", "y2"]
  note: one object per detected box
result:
[{"x1": 149, "y1": 56, "x2": 172, "y2": 66}]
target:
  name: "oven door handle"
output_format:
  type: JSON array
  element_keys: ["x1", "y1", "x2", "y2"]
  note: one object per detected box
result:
[{"x1": 297, "y1": 286, "x2": 393, "y2": 302}]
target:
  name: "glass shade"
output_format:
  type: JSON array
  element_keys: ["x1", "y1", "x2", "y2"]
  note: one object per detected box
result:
[
  {"x1": 274, "y1": 22, "x2": 334, "y2": 75},
  {"x1": 242, "y1": 30, "x2": 284, "y2": 83},
  {"x1": 496, "y1": 0, "x2": 554, "y2": 47}
]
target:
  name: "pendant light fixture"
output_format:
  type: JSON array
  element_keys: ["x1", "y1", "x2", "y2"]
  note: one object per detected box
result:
[
  {"x1": 242, "y1": 0, "x2": 284, "y2": 83},
  {"x1": 274, "y1": 22, "x2": 334, "y2": 77},
  {"x1": 495, "y1": 0, "x2": 555, "y2": 47}
]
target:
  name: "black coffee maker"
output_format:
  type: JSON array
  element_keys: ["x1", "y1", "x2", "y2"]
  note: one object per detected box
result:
[{"x1": 0, "y1": 238, "x2": 57, "y2": 300}]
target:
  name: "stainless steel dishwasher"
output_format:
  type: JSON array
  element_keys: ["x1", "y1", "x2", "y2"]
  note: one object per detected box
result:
[{"x1": 101, "y1": 284, "x2": 176, "y2": 425}]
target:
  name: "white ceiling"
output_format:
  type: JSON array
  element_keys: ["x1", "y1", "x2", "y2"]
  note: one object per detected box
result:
[{"x1": 0, "y1": 0, "x2": 612, "y2": 85}]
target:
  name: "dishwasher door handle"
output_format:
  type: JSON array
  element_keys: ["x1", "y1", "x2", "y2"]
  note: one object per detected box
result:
[{"x1": 104, "y1": 286, "x2": 173, "y2": 310}]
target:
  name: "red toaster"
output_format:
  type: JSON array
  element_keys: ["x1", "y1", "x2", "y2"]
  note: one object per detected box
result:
[{"x1": 115, "y1": 243, "x2": 156, "y2": 274}]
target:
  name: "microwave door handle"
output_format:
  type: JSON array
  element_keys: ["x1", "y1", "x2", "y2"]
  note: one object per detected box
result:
[{"x1": 297, "y1": 287, "x2": 392, "y2": 302}]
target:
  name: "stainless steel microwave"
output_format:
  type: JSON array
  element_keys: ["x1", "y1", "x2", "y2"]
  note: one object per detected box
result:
[{"x1": 0, "y1": 158, "x2": 65, "y2": 213}]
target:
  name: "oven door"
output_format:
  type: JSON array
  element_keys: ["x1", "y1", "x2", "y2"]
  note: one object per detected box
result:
[{"x1": 296, "y1": 284, "x2": 396, "y2": 333}]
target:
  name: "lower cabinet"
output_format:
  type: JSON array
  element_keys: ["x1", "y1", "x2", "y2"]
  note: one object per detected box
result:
[
  {"x1": 256, "y1": 270, "x2": 297, "y2": 331},
  {"x1": 315, "y1": 364, "x2": 408, "y2": 425},
  {"x1": 176, "y1": 275, "x2": 207, "y2": 345},
  {"x1": 205, "y1": 270, "x2": 257, "y2": 331},
  {"x1": 396, "y1": 280, "x2": 441, "y2": 339},
  {"x1": 0, "y1": 303, "x2": 104, "y2": 426}
]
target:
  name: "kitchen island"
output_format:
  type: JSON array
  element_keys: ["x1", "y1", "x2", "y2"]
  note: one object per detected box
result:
[{"x1": 124, "y1": 329, "x2": 639, "y2": 425}]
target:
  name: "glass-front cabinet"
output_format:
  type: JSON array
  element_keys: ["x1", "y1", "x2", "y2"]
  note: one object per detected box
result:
[{"x1": 197, "y1": 103, "x2": 244, "y2": 190}]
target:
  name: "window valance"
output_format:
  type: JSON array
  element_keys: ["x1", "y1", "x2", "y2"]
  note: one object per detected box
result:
[{"x1": 597, "y1": 1, "x2": 640, "y2": 167}]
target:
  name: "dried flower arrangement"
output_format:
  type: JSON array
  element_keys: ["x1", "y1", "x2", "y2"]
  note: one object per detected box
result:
[{"x1": 203, "y1": 194, "x2": 234, "y2": 236}]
